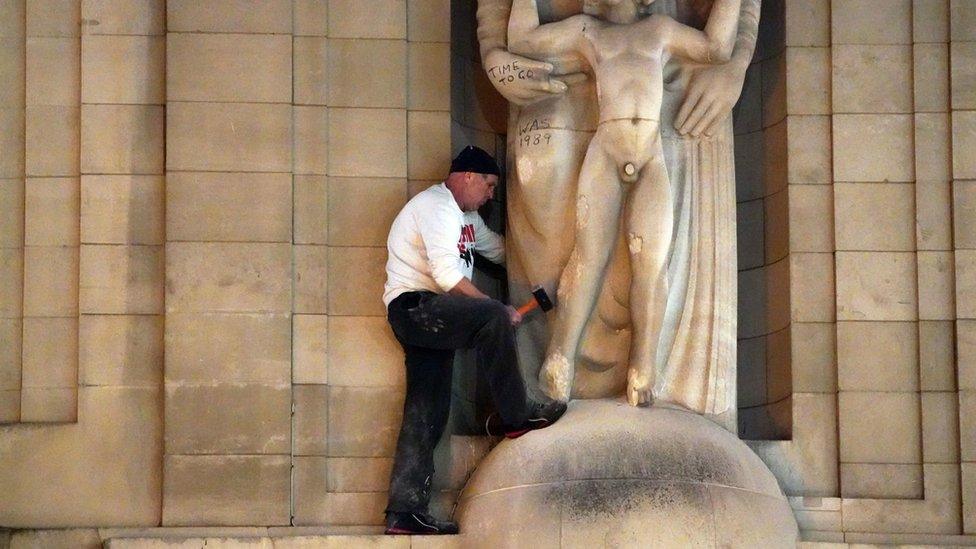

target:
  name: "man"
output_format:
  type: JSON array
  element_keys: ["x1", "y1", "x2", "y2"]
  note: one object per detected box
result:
[{"x1": 383, "y1": 146, "x2": 567, "y2": 535}]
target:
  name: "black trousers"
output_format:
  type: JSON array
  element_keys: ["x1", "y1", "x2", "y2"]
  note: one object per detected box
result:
[{"x1": 385, "y1": 291, "x2": 531, "y2": 514}]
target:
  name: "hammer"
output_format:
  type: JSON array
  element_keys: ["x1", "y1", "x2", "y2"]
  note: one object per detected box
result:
[{"x1": 515, "y1": 285, "x2": 554, "y2": 316}]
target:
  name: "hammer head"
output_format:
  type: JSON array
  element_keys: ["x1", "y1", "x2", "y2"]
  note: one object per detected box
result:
[{"x1": 531, "y1": 285, "x2": 554, "y2": 312}]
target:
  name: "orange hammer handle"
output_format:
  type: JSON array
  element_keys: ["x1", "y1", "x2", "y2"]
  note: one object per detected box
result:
[{"x1": 516, "y1": 300, "x2": 538, "y2": 316}]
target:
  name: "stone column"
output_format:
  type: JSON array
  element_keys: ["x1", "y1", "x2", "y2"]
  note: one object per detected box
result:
[{"x1": 163, "y1": 1, "x2": 295, "y2": 526}]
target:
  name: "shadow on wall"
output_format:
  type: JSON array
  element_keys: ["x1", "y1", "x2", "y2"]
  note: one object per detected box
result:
[{"x1": 446, "y1": 0, "x2": 792, "y2": 441}]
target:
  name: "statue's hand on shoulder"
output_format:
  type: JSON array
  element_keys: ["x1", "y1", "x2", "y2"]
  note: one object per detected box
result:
[
  {"x1": 674, "y1": 61, "x2": 748, "y2": 138},
  {"x1": 484, "y1": 48, "x2": 582, "y2": 106}
]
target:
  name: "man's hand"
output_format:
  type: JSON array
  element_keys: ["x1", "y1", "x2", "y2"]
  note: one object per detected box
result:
[
  {"x1": 484, "y1": 48, "x2": 577, "y2": 106},
  {"x1": 505, "y1": 304, "x2": 523, "y2": 326},
  {"x1": 674, "y1": 61, "x2": 748, "y2": 138}
]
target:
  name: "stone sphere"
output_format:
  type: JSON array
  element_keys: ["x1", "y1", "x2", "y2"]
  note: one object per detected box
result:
[{"x1": 456, "y1": 399, "x2": 798, "y2": 548}]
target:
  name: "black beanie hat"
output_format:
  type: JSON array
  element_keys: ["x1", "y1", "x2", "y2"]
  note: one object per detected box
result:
[{"x1": 449, "y1": 145, "x2": 500, "y2": 177}]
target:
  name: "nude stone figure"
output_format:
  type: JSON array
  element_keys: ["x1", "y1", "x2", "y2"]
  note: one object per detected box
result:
[
  {"x1": 507, "y1": 0, "x2": 741, "y2": 406},
  {"x1": 477, "y1": 0, "x2": 760, "y2": 431}
]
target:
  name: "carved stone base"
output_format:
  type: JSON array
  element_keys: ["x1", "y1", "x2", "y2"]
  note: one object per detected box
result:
[{"x1": 456, "y1": 399, "x2": 798, "y2": 547}]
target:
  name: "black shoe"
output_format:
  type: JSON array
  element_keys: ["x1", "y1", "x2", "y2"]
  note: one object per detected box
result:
[
  {"x1": 486, "y1": 400, "x2": 567, "y2": 439},
  {"x1": 385, "y1": 511, "x2": 459, "y2": 535}
]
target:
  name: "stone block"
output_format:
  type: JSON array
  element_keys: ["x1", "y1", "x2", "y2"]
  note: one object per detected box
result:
[
  {"x1": 762, "y1": 119, "x2": 787, "y2": 195},
  {"x1": 790, "y1": 497, "x2": 842, "y2": 533},
  {"x1": 163, "y1": 455, "x2": 290, "y2": 526},
  {"x1": 327, "y1": 247, "x2": 388, "y2": 317},
  {"x1": 328, "y1": 316, "x2": 404, "y2": 387},
  {"x1": 80, "y1": 104, "x2": 164, "y2": 175},
  {"x1": 957, "y1": 180, "x2": 976, "y2": 249},
  {"x1": 328, "y1": 386, "x2": 404, "y2": 457},
  {"x1": 79, "y1": 314, "x2": 162, "y2": 387},
  {"x1": 786, "y1": 115, "x2": 831, "y2": 184},
  {"x1": 167, "y1": 33, "x2": 291, "y2": 103},
  {"x1": 840, "y1": 463, "x2": 922, "y2": 499},
  {"x1": 0, "y1": 1, "x2": 25, "y2": 37},
  {"x1": 105, "y1": 537, "x2": 273, "y2": 548},
  {"x1": 790, "y1": 322, "x2": 836, "y2": 393},
  {"x1": 761, "y1": 53, "x2": 786, "y2": 128},
  {"x1": 327, "y1": 178, "x2": 406, "y2": 246},
  {"x1": 328, "y1": 39, "x2": 406, "y2": 108},
  {"x1": 22, "y1": 316, "x2": 77, "y2": 388},
  {"x1": 294, "y1": 105, "x2": 329, "y2": 175},
  {"x1": 788, "y1": 184, "x2": 833, "y2": 252},
  {"x1": 433, "y1": 435, "x2": 494, "y2": 491},
  {"x1": 320, "y1": 493, "x2": 387, "y2": 526},
  {"x1": 921, "y1": 391, "x2": 959, "y2": 463},
  {"x1": 25, "y1": 177, "x2": 80, "y2": 246},
  {"x1": 294, "y1": 384, "x2": 329, "y2": 455},
  {"x1": 842, "y1": 463, "x2": 961, "y2": 534},
  {"x1": 952, "y1": 0, "x2": 976, "y2": 40},
  {"x1": 736, "y1": 199, "x2": 764, "y2": 270},
  {"x1": 408, "y1": 0, "x2": 450, "y2": 42},
  {"x1": 408, "y1": 111, "x2": 451, "y2": 180},
  {"x1": 0, "y1": 318, "x2": 22, "y2": 389},
  {"x1": 785, "y1": 0, "x2": 830, "y2": 46},
  {"x1": 838, "y1": 391, "x2": 921, "y2": 463},
  {"x1": 786, "y1": 47, "x2": 829, "y2": 116},
  {"x1": 832, "y1": 45, "x2": 912, "y2": 114},
  {"x1": 294, "y1": 0, "x2": 328, "y2": 36},
  {"x1": 25, "y1": 37, "x2": 80, "y2": 107},
  {"x1": 0, "y1": 179, "x2": 24, "y2": 247},
  {"x1": 293, "y1": 314, "x2": 328, "y2": 384},
  {"x1": 958, "y1": 250, "x2": 976, "y2": 318},
  {"x1": 0, "y1": 389, "x2": 19, "y2": 422},
  {"x1": 26, "y1": 0, "x2": 80, "y2": 37},
  {"x1": 962, "y1": 320, "x2": 976, "y2": 390},
  {"x1": 831, "y1": 0, "x2": 912, "y2": 44},
  {"x1": 166, "y1": 172, "x2": 292, "y2": 243},
  {"x1": 409, "y1": 42, "x2": 449, "y2": 110},
  {"x1": 79, "y1": 244, "x2": 163, "y2": 314},
  {"x1": 837, "y1": 321, "x2": 918, "y2": 392},
  {"x1": 738, "y1": 337, "x2": 766, "y2": 408},
  {"x1": 164, "y1": 383, "x2": 291, "y2": 454},
  {"x1": 26, "y1": 105, "x2": 80, "y2": 177},
  {"x1": 766, "y1": 257, "x2": 791, "y2": 334},
  {"x1": 917, "y1": 180, "x2": 953, "y2": 251},
  {"x1": 914, "y1": 0, "x2": 950, "y2": 42},
  {"x1": 294, "y1": 245, "x2": 329, "y2": 314},
  {"x1": 81, "y1": 0, "x2": 166, "y2": 35},
  {"x1": 954, "y1": 111, "x2": 976, "y2": 179},
  {"x1": 20, "y1": 386, "x2": 77, "y2": 422},
  {"x1": 328, "y1": 108, "x2": 407, "y2": 178},
  {"x1": 914, "y1": 44, "x2": 949, "y2": 113},
  {"x1": 764, "y1": 189, "x2": 788, "y2": 263},
  {"x1": 81, "y1": 175, "x2": 164, "y2": 245},
  {"x1": 329, "y1": 0, "x2": 405, "y2": 39},
  {"x1": 918, "y1": 251, "x2": 956, "y2": 320},
  {"x1": 737, "y1": 266, "x2": 767, "y2": 339},
  {"x1": 918, "y1": 321, "x2": 956, "y2": 392},
  {"x1": 0, "y1": 109, "x2": 25, "y2": 177},
  {"x1": 408, "y1": 179, "x2": 438, "y2": 198},
  {"x1": 23, "y1": 245, "x2": 79, "y2": 316},
  {"x1": 166, "y1": 102, "x2": 292, "y2": 173},
  {"x1": 789, "y1": 253, "x2": 835, "y2": 322},
  {"x1": 81, "y1": 35, "x2": 164, "y2": 104},
  {"x1": 165, "y1": 242, "x2": 292, "y2": 314},
  {"x1": 166, "y1": 0, "x2": 291, "y2": 33},
  {"x1": 836, "y1": 251, "x2": 917, "y2": 321},
  {"x1": 832, "y1": 114, "x2": 915, "y2": 183},
  {"x1": 966, "y1": 462, "x2": 976, "y2": 534},
  {"x1": 165, "y1": 313, "x2": 291, "y2": 384},
  {"x1": 0, "y1": 248, "x2": 23, "y2": 317},
  {"x1": 916, "y1": 113, "x2": 952, "y2": 183},
  {"x1": 9, "y1": 529, "x2": 101, "y2": 549},
  {"x1": 963, "y1": 390, "x2": 976, "y2": 461},
  {"x1": 734, "y1": 65, "x2": 762, "y2": 134},
  {"x1": 833, "y1": 183, "x2": 915, "y2": 251},
  {"x1": 291, "y1": 456, "x2": 328, "y2": 525},
  {"x1": 295, "y1": 175, "x2": 329, "y2": 245},
  {"x1": 294, "y1": 37, "x2": 328, "y2": 105}
]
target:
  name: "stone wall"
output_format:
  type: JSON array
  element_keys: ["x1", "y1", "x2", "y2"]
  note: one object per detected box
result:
[{"x1": 0, "y1": 0, "x2": 974, "y2": 546}]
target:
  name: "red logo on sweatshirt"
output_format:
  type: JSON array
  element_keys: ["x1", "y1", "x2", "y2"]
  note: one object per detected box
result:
[{"x1": 458, "y1": 224, "x2": 474, "y2": 267}]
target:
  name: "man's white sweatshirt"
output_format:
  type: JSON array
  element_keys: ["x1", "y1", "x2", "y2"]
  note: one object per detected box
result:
[{"x1": 383, "y1": 183, "x2": 505, "y2": 307}]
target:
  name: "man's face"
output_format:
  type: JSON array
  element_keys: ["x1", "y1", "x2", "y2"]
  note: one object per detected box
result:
[{"x1": 460, "y1": 173, "x2": 498, "y2": 211}]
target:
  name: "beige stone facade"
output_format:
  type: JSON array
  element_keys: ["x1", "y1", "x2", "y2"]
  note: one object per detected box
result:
[{"x1": 0, "y1": 0, "x2": 974, "y2": 547}]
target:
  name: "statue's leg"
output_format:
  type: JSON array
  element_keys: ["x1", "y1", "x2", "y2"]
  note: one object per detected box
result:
[
  {"x1": 540, "y1": 134, "x2": 623, "y2": 402},
  {"x1": 623, "y1": 147, "x2": 674, "y2": 407}
]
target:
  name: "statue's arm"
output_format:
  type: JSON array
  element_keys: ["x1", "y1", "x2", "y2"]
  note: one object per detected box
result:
[
  {"x1": 508, "y1": 0, "x2": 586, "y2": 59},
  {"x1": 477, "y1": 0, "x2": 579, "y2": 105},
  {"x1": 662, "y1": 0, "x2": 741, "y2": 65},
  {"x1": 674, "y1": 0, "x2": 761, "y2": 137}
]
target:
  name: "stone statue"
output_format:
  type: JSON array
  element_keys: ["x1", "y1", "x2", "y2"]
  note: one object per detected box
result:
[{"x1": 477, "y1": 0, "x2": 760, "y2": 431}]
